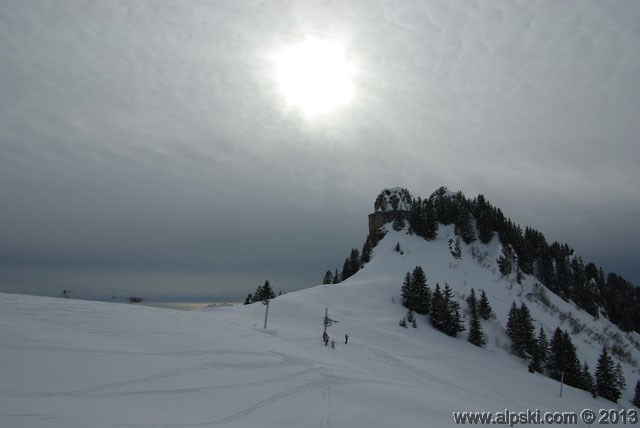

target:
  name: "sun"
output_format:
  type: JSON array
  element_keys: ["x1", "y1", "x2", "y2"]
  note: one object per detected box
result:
[{"x1": 272, "y1": 37, "x2": 356, "y2": 117}]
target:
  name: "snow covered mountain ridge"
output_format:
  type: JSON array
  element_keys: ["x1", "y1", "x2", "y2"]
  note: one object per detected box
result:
[
  {"x1": 2, "y1": 186, "x2": 640, "y2": 427},
  {"x1": 326, "y1": 186, "x2": 640, "y2": 401},
  {"x1": 362, "y1": 186, "x2": 639, "y2": 335}
]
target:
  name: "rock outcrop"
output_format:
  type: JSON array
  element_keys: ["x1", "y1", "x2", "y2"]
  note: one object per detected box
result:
[{"x1": 367, "y1": 188, "x2": 412, "y2": 248}]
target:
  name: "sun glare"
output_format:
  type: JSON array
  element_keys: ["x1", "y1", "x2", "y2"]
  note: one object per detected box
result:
[{"x1": 272, "y1": 37, "x2": 356, "y2": 117}]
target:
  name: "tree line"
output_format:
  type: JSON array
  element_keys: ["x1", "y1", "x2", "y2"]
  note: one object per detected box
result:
[
  {"x1": 415, "y1": 188, "x2": 640, "y2": 334},
  {"x1": 325, "y1": 187, "x2": 639, "y2": 334},
  {"x1": 507, "y1": 301, "x2": 631, "y2": 403},
  {"x1": 243, "y1": 280, "x2": 276, "y2": 305},
  {"x1": 399, "y1": 266, "x2": 493, "y2": 347}
]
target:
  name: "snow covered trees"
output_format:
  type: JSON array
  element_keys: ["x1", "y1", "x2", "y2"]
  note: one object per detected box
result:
[
  {"x1": 341, "y1": 249, "x2": 361, "y2": 281},
  {"x1": 595, "y1": 347, "x2": 623, "y2": 403},
  {"x1": 478, "y1": 290, "x2": 493, "y2": 320},
  {"x1": 506, "y1": 302, "x2": 536, "y2": 358},
  {"x1": 633, "y1": 380, "x2": 640, "y2": 408},
  {"x1": 546, "y1": 327, "x2": 582, "y2": 388},
  {"x1": 248, "y1": 280, "x2": 276, "y2": 304},
  {"x1": 466, "y1": 289, "x2": 485, "y2": 347},
  {"x1": 401, "y1": 266, "x2": 431, "y2": 316},
  {"x1": 430, "y1": 283, "x2": 464, "y2": 337},
  {"x1": 528, "y1": 326, "x2": 548, "y2": 374},
  {"x1": 398, "y1": 268, "x2": 465, "y2": 337},
  {"x1": 329, "y1": 186, "x2": 640, "y2": 334},
  {"x1": 323, "y1": 248, "x2": 363, "y2": 285}
]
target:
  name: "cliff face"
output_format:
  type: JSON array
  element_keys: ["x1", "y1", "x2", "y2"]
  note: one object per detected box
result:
[
  {"x1": 367, "y1": 188, "x2": 411, "y2": 248},
  {"x1": 368, "y1": 211, "x2": 405, "y2": 235}
]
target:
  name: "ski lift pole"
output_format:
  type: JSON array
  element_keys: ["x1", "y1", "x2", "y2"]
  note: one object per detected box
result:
[
  {"x1": 323, "y1": 307, "x2": 328, "y2": 335},
  {"x1": 263, "y1": 299, "x2": 270, "y2": 329},
  {"x1": 323, "y1": 307, "x2": 338, "y2": 334}
]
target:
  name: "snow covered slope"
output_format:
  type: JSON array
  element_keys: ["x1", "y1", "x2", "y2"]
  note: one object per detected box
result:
[{"x1": 2, "y1": 223, "x2": 638, "y2": 427}]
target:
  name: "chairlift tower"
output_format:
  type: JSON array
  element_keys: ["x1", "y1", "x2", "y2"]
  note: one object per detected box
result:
[{"x1": 323, "y1": 307, "x2": 338, "y2": 335}]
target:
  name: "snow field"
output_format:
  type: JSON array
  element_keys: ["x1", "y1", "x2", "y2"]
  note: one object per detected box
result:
[{"x1": 1, "y1": 225, "x2": 638, "y2": 427}]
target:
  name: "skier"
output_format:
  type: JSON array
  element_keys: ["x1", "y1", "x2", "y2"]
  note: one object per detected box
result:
[
  {"x1": 323, "y1": 332, "x2": 329, "y2": 346},
  {"x1": 331, "y1": 340, "x2": 335, "y2": 349},
  {"x1": 344, "y1": 334, "x2": 348, "y2": 344}
]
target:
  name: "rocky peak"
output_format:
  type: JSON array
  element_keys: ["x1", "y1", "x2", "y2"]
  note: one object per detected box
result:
[
  {"x1": 374, "y1": 188, "x2": 412, "y2": 212},
  {"x1": 368, "y1": 188, "x2": 412, "y2": 247}
]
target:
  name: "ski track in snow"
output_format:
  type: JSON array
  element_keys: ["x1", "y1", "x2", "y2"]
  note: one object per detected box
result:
[
  {"x1": 320, "y1": 383, "x2": 332, "y2": 428},
  {"x1": 1, "y1": 350, "x2": 319, "y2": 399},
  {"x1": 115, "y1": 371, "x2": 339, "y2": 427}
]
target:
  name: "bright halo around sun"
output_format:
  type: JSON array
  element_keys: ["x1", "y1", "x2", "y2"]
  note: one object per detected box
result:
[{"x1": 272, "y1": 37, "x2": 356, "y2": 118}]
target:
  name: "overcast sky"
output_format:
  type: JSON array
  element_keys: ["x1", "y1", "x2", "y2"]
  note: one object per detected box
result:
[{"x1": 1, "y1": 0, "x2": 639, "y2": 302}]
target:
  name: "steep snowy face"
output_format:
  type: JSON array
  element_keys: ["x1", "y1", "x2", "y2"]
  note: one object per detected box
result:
[{"x1": 374, "y1": 188, "x2": 412, "y2": 212}]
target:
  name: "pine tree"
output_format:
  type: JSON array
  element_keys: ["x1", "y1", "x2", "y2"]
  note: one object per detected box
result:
[
  {"x1": 467, "y1": 301, "x2": 486, "y2": 347},
  {"x1": 581, "y1": 362, "x2": 595, "y2": 397},
  {"x1": 263, "y1": 280, "x2": 276, "y2": 299},
  {"x1": 361, "y1": 239, "x2": 372, "y2": 265},
  {"x1": 322, "y1": 270, "x2": 333, "y2": 285},
  {"x1": 253, "y1": 280, "x2": 275, "y2": 302},
  {"x1": 424, "y1": 198, "x2": 437, "y2": 240},
  {"x1": 252, "y1": 284, "x2": 263, "y2": 303},
  {"x1": 349, "y1": 249, "x2": 361, "y2": 277},
  {"x1": 341, "y1": 258, "x2": 351, "y2": 282},
  {"x1": 478, "y1": 290, "x2": 493, "y2": 321},
  {"x1": 466, "y1": 288, "x2": 478, "y2": 314},
  {"x1": 614, "y1": 362, "x2": 626, "y2": 393},
  {"x1": 546, "y1": 329, "x2": 581, "y2": 388},
  {"x1": 401, "y1": 272, "x2": 414, "y2": 310},
  {"x1": 454, "y1": 209, "x2": 475, "y2": 244},
  {"x1": 595, "y1": 348, "x2": 621, "y2": 403},
  {"x1": 412, "y1": 266, "x2": 431, "y2": 315},
  {"x1": 528, "y1": 327, "x2": 547, "y2": 374},
  {"x1": 633, "y1": 380, "x2": 640, "y2": 408},
  {"x1": 529, "y1": 329, "x2": 545, "y2": 374},
  {"x1": 519, "y1": 303, "x2": 536, "y2": 357},
  {"x1": 536, "y1": 327, "x2": 548, "y2": 367},
  {"x1": 408, "y1": 197, "x2": 425, "y2": 237},
  {"x1": 243, "y1": 293, "x2": 253, "y2": 305},
  {"x1": 506, "y1": 302, "x2": 535, "y2": 358},
  {"x1": 401, "y1": 267, "x2": 431, "y2": 316},
  {"x1": 506, "y1": 302, "x2": 519, "y2": 342},
  {"x1": 332, "y1": 269, "x2": 340, "y2": 284},
  {"x1": 442, "y1": 284, "x2": 464, "y2": 337},
  {"x1": 452, "y1": 309, "x2": 465, "y2": 337},
  {"x1": 430, "y1": 283, "x2": 445, "y2": 332}
]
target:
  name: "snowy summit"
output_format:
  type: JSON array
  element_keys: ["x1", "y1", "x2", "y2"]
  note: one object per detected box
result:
[{"x1": 374, "y1": 188, "x2": 412, "y2": 212}]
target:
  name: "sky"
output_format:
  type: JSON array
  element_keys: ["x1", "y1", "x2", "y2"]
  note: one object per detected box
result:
[{"x1": 1, "y1": 0, "x2": 639, "y2": 302}]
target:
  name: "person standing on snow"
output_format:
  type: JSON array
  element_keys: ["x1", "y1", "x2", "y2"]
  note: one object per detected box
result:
[{"x1": 344, "y1": 334, "x2": 348, "y2": 344}]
